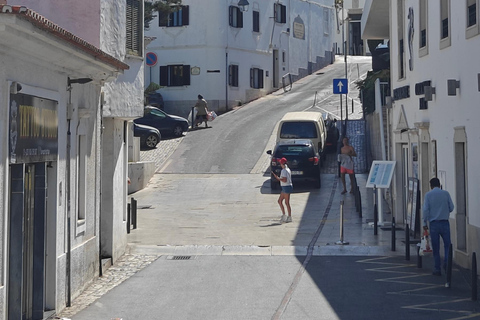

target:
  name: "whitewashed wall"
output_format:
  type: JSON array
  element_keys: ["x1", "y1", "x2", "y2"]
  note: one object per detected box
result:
[
  {"x1": 145, "y1": 0, "x2": 334, "y2": 117},
  {"x1": 388, "y1": 0, "x2": 480, "y2": 267}
]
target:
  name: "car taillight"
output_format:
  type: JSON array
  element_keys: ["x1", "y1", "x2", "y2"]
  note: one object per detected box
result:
[
  {"x1": 271, "y1": 158, "x2": 279, "y2": 166},
  {"x1": 309, "y1": 157, "x2": 319, "y2": 165}
]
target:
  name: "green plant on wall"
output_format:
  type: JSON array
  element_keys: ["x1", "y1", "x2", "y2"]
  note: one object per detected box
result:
[
  {"x1": 355, "y1": 69, "x2": 390, "y2": 115},
  {"x1": 144, "y1": 82, "x2": 161, "y2": 105}
]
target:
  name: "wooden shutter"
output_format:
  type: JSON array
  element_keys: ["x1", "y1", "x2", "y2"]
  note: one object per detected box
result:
[
  {"x1": 159, "y1": 12, "x2": 168, "y2": 26},
  {"x1": 126, "y1": 0, "x2": 142, "y2": 56},
  {"x1": 183, "y1": 65, "x2": 191, "y2": 85},
  {"x1": 259, "y1": 69, "x2": 264, "y2": 88},
  {"x1": 182, "y1": 6, "x2": 189, "y2": 26},
  {"x1": 250, "y1": 68, "x2": 254, "y2": 88},
  {"x1": 160, "y1": 66, "x2": 168, "y2": 86},
  {"x1": 281, "y1": 5, "x2": 286, "y2": 23},
  {"x1": 229, "y1": 6, "x2": 234, "y2": 26},
  {"x1": 229, "y1": 65, "x2": 239, "y2": 87},
  {"x1": 253, "y1": 11, "x2": 259, "y2": 32},
  {"x1": 238, "y1": 9, "x2": 243, "y2": 28}
]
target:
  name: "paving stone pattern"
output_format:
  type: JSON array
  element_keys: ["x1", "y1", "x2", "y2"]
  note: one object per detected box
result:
[{"x1": 53, "y1": 254, "x2": 159, "y2": 319}]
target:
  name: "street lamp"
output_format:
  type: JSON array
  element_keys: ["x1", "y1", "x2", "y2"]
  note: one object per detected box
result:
[{"x1": 238, "y1": 0, "x2": 249, "y2": 12}]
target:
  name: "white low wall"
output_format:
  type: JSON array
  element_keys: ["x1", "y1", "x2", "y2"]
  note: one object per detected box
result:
[{"x1": 128, "y1": 161, "x2": 156, "y2": 194}]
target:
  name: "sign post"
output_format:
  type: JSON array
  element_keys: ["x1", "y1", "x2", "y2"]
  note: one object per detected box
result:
[
  {"x1": 146, "y1": 52, "x2": 158, "y2": 84},
  {"x1": 366, "y1": 161, "x2": 396, "y2": 227},
  {"x1": 333, "y1": 78, "x2": 349, "y2": 175},
  {"x1": 333, "y1": 78, "x2": 348, "y2": 137}
]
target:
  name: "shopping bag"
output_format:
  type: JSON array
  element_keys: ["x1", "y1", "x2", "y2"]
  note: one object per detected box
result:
[
  {"x1": 419, "y1": 235, "x2": 432, "y2": 256},
  {"x1": 207, "y1": 111, "x2": 217, "y2": 122}
]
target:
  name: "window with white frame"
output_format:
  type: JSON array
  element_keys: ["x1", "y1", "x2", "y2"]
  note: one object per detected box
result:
[
  {"x1": 229, "y1": 65, "x2": 239, "y2": 87},
  {"x1": 159, "y1": 5, "x2": 189, "y2": 27},
  {"x1": 76, "y1": 134, "x2": 87, "y2": 223},
  {"x1": 250, "y1": 68, "x2": 264, "y2": 89},
  {"x1": 253, "y1": 10, "x2": 260, "y2": 32},
  {"x1": 398, "y1": 0, "x2": 405, "y2": 79},
  {"x1": 323, "y1": 8, "x2": 330, "y2": 35},
  {"x1": 126, "y1": 0, "x2": 143, "y2": 56},
  {"x1": 229, "y1": 6, "x2": 243, "y2": 28},
  {"x1": 440, "y1": 0, "x2": 451, "y2": 48},
  {"x1": 274, "y1": 3, "x2": 286, "y2": 24},
  {"x1": 419, "y1": 0, "x2": 427, "y2": 48},
  {"x1": 159, "y1": 65, "x2": 191, "y2": 87},
  {"x1": 466, "y1": 0, "x2": 479, "y2": 38},
  {"x1": 419, "y1": 0, "x2": 428, "y2": 57},
  {"x1": 468, "y1": 0, "x2": 477, "y2": 27}
]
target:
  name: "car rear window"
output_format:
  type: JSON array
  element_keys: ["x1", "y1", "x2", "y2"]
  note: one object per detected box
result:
[
  {"x1": 280, "y1": 122, "x2": 317, "y2": 139},
  {"x1": 275, "y1": 145, "x2": 314, "y2": 157}
]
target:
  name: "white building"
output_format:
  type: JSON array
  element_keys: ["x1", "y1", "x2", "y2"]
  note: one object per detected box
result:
[
  {"x1": 1, "y1": 0, "x2": 144, "y2": 317},
  {"x1": 362, "y1": 0, "x2": 480, "y2": 269},
  {"x1": 145, "y1": 0, "x2": 335, "y2": 117},
  {"x1": 334, "y1": 0, "x2": 369, "y2": 56}
]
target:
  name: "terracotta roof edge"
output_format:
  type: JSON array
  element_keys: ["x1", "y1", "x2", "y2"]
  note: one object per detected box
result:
[{"x1": 0, "y1": 4, "x2": 130, "y2": 71}]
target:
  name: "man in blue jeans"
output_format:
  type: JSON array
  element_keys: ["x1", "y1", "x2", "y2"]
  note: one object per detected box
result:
[{"x1": 422, "y1": 178, "x2": 454, "y2": 276}]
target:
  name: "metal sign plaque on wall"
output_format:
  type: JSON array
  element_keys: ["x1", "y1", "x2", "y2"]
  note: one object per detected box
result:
[{"x1": 9, "y1": 93, "x2": 58, "y2": 163}]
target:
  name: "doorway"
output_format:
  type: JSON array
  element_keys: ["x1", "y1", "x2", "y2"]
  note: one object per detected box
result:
[
  {"x1": 8, "y1": 163, "x2": 48, "y2": 320},
  {"x1": 454, "y1": 131, "x2": 467, "y2": 252}
]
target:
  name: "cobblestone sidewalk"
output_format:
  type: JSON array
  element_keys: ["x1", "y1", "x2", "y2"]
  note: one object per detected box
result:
[{"x1": 52, "y1": 254, "x2": 159, "y2": 319}]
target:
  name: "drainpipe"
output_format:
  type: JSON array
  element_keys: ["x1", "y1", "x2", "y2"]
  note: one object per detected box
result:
[
  {"x1": 65, "y1": 76, "x2": 92, "y2": 306},
  {"x1": 98, "y1": 92, "x2": 104, "y2": 277},
  {"x1": 66, "y1": 85, "x2": 72, "y2": 307},
  {"x1": 225, "y1": 52, "x2": 228, "y2": 111}
]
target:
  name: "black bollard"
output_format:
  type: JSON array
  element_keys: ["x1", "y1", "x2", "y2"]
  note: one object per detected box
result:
[
  {"x1": 358, "y1": 188, "x2": 362, "y2": 218},
  {"x1": 473, "y1": 252, "x2": 477, "y2": 301},
  {"x1": 405, "y1": 224, "x2": 410, "y2": 260},
  {"x1": 355, "y1": 186, "x2": 359, "y2": 212},
  {"x1": 391, "y1": 217, "x2": 396, "y2": 251},
  {"x1": 446, "y1": 243, "x2": 453, "y2": 288},
  {"x1": 417, "y1": 244, "x2": 422, "y2": 268},
  {"x1": 127, "y1": 203, "x2": 131, "y2": 234},
  {"x1": 131, "y1": 198, "x2": 137, "y2": 230}
]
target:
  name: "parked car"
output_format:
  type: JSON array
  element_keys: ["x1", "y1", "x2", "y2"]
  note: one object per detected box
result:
[
  {"x1": 266, "y1": 139, "x2": 321, "y2": 190},
  {"x1": 133, "y1": 123, "x2": 161, "y2": 149},
  {"x1": 276, "y1": 112, "x2": 327, "y2": 160},
  {"x1": 323, "y1": 114, "x2": 339, "y2": 153},
  {"x1": 134, "y1": 106, "x2": 189, "y2": 137}
]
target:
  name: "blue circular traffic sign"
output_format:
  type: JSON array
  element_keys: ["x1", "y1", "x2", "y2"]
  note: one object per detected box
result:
[{"x1": 146, "y1": 52, "x2": 157, "y2": 66}]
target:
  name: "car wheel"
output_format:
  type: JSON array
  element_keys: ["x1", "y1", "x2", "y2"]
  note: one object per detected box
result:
[
  {"x1": 173, "y1": 125, "x2": 184, "y2": 137},
  {"x1": 145, "y1": 134, "x2": 159, "y2": 149}
]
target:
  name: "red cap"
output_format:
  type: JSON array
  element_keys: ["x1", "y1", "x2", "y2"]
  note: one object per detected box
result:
[{"x1": 279, "y1": 157, "x2": 287, "y2": 164}]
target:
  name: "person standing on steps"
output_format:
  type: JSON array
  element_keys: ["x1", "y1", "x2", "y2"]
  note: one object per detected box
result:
[
  {"x1": 338, "y1": 137, "x2": 356, "y2": 194},
  {"x1": 272, "y1": 157, "x2": 293, "y2": 223},
  {"x1": 422, "y1": 177, "x2": 454, "y2": 276},
  {"x1": 194, "y1": 94, "x2": 209, "y2": 128}
]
